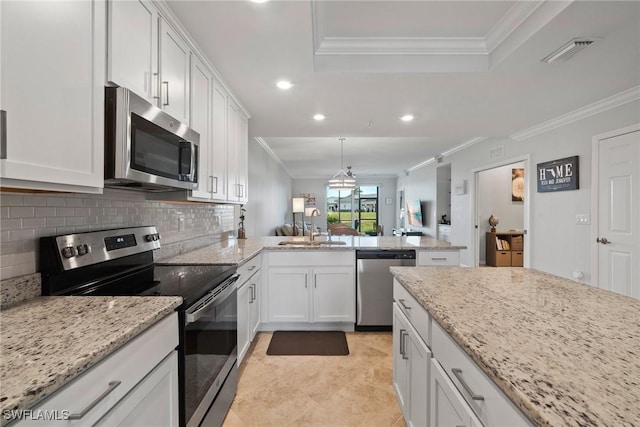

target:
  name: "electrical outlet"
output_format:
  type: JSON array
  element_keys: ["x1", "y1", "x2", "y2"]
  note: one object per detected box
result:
[{"x1": 575, "y1": 214, "x2": 590, "y2": 225}]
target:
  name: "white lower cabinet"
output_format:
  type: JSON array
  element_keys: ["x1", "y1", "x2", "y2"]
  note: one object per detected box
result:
[
  {"x1": 430, "y1": 359, "x2": 481, "y2": 427},
  {"x1": 237, "y1": 254, "x2": 262, "y2": 365},
  {"x1": 264, "y1": 251, "x2": 355, "y2": 327},
  {"x1": 14, "y1": 313, "x2": 179, "y2": 426},
  {"x1": 393, "y1": 303, "x2": 431, "y2": 427}
]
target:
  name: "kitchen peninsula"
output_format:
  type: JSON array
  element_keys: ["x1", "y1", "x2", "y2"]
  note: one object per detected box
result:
[{"x1": 390, "y1": 266, "x2": 640, "y2": 426}]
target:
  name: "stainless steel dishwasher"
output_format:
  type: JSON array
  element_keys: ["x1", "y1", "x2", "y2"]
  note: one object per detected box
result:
[{"x1": 356, "y1": 250, "x2": 416, "y2": 330}]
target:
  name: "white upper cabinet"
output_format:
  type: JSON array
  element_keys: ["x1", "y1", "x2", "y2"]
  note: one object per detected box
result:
[
  {"x1": 189, "y1": 54, "x2": 213, "y2": 199},
  {"x1": 226, "y1": 99, "x2": 248, "y2": 204},
  {"x1": 107, "y1": 0, "x2": 158, "y2": 103},
  {"x1": 210, "y1": 81, "x2": 228, "y2": 201},
  {"x1": 159, "y1": 16, "x2": 190, "y2": 124},
  {"x1": 0, "y1": 0, "x2": 105, "y2": 193}
]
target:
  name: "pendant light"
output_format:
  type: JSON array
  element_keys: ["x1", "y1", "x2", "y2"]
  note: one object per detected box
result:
[{"x1": 328, "y1": 138, "x2": 356, "y2": 190}]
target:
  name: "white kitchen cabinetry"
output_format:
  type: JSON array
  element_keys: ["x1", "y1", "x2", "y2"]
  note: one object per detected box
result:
[
  {"x1": 107, "y1": 0, "x2": 158, "y2": 103},
  {"x1": 189, "y1": 53, "x2": 214, "y2": 199},
  {"x1": 417, "y1": 250, "x2": 460, "y2": 266},
  {"x1": 0, "y1": 0, "x2": 105, "y2": 193},
  {"x1": 430, "y1": 359, "x2": 481, "y2": 427},
  {"x1": 158, "y1": 16, "x2": 190, "y2": 124},
  {"x1": 226, "y1": 100, "x2": 249, "y2": 203},
  {"x1": 393, "y1": 303, "x2": 431, "y2": 427},
  {"x1": 237, "y1": 254, "x2": 262, "y2": 365},
  {"x1": 14, "y1": 313, "x2": 179, "y2": 427},
  {"x1": 263, "y1": 251, "x2": 355, "y2": 328}
]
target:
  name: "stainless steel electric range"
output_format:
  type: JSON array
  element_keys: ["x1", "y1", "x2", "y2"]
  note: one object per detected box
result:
[{"x1": 39, "y1": 226, "x2": 238, "y2": 427}]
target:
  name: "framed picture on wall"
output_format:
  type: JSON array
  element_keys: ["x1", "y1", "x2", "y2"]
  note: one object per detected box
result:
[{"x1": 512, "y1": 168, "x2": 525, "y2": 202}]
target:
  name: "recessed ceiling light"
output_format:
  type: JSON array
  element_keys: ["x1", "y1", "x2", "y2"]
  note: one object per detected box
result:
[
  {"x1": 401, "y1": 114, "x2": 414, "y2": 122},
  {"x1": 276, "y1": 80, "x2": 294, "y2": 90},
  {"x1": 313, "y1": 114, "x2": 326, "y2": 121}
]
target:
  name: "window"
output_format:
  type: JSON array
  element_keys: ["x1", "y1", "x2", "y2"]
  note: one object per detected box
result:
[{"x1": 326, "y1": 186, "x2": 379, "y2": 235}]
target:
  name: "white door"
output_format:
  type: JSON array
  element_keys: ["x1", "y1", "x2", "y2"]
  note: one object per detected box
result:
[
  {"x1": 159, "y1": 16, "x2": 189, "y2": 123},
  {"x1": 266, "y1": 267, "x2": 309, "y2": 321},
  {"x1": 595, "y1": 127, "x2": 640, "y2": 298},
  {"x1": 189, "y1": 54, "x2": 212, "y2": 199},
  {"x1": 312, "y1": 267, "x2": 355, "y2": 322}
]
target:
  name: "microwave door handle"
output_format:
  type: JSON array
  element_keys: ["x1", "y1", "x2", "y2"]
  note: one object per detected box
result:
[{"x1": 178, "y1": 141, "x2": 191, "y2": 178}]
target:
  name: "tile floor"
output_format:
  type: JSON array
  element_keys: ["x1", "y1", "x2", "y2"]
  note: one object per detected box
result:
[{"x1": 222, "y1": 331, "x2": 407, "y2": 427}]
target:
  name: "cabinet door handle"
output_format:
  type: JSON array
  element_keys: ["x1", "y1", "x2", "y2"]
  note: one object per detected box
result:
[
  {"x1": 152, "y1": 73, "x2": 160, "y2": 100},
  {"x1": 212, "y1": 176, "x2": 218, "y2": 194},
  {"x1": 162, "y1": 81, "x2": 169, "y2": 106},
  {"x1": 314, "y1": 273, "x2": 317, "y2": 288},
  {"x1": 250, "y1": 284, "x2": 256, "y2": 302},
  {"x1": 209, "y1": 176, "x2": 214, "y2": 194},
  {"x1": 68, "y1": 380, "x2": 121, "y2": 420},
  {"x1": 398, "y1": 299, "x2": 411, "y2": 310},
  {"x1": 0, "y1": 110, "x2": 6, "y2": 159},
  {"x1": 304, "y1": 273, "x2": 307, "y2": 288},
  {"x1": 451, "y1": 368, "x2": 484, "y2": 401},
  {"x1": 249, "y1": 284, "x2": 254, "y2": 303},
  {"x1": 401, "y1": 330, "x2": 409, "y2": 360},
  {"x1": 399, "y1": 328, "x2": 406, "y2": 357}
]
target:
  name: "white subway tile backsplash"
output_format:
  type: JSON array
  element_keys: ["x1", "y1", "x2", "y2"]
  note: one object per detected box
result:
[
  {"x1": 1, "y1": 219, "x2": 22, "y2": 230},
  {"x1": 35, "y1": 207, "x2": 56, "y2": 217},
  {"x1": 10, "y1": 207, "x2": 35, "y2": 218},
  {"x1": 23, "y1": 196, "x2": 47, "y2": 206},
  {"x1": 46, "y1": 197, "x2": 66, "y2": 207},
  {"x1": 0, "y1": 189, "x2": 235, "y2": 280}
]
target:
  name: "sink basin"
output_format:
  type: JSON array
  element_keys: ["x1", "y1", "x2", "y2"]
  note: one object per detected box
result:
[{"x1": 277, "y1": 240, "x2": 347, "y2": 246}]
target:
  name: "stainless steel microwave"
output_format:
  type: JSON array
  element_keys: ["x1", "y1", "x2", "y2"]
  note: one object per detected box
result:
[{"x1": 104, "y1": 86, "x2": 199, "y2": 191}]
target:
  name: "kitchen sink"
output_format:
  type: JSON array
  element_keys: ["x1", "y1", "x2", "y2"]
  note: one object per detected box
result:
[{"x1": 277, "y1": 240, "x2": 347, "y2": 246}]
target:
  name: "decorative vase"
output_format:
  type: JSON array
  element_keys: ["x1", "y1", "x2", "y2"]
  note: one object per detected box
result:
[
  {"x1": 237, "y1": 226, "x2": 246, "y2": 239},
  {"x1": 488, "y1": 214, "x2": 499, "y2": 233}
]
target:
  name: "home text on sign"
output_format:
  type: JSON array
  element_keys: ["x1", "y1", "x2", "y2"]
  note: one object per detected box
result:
[{"x1": 536, "y1": 156, "x2": 579, "y2": 192}]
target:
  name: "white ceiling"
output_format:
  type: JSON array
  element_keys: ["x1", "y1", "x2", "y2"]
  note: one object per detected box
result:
[{"x1": 167, "y1": 0, "x2": 640, "y2": 179}]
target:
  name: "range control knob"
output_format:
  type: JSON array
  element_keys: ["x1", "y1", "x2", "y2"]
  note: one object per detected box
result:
[
  {"x1": 76, "y1": 244, "x2": 90, "y2": 255},
  {"x1": 61, "y1": 246, "x2": 77, "y2": 259},
  {"x1": 145, "y1": 233, "x2": 161, "y2": 242}
]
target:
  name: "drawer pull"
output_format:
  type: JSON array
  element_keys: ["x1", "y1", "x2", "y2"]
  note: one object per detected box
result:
[
  {"x1": 247, "y1": 265, "x2": 257, "y2": 271},
  {"x1": 68, "y1": 380, "x2": 121, "y2": 420},
  {"x1": 398, "y1": 299, "x2": 412, "y2": 310},
  {"x1": 451, "y1": 368, "x2": 484, "y2": 401},
  {"x1": 431, "y1": 257, "x2": 448, "y2": 261},
  {"x1": 399, "y1": 329, "x2": 409, "y2": 360}
]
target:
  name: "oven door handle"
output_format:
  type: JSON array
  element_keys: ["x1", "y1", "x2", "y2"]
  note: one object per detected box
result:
[{"x1": 185, "y1": 274, "x2": 239, "y2": 325}]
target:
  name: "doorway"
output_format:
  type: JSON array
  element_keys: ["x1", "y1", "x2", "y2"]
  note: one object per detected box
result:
[{"x1": 472, "y1": 156, "x2": 531, "y2": 268}]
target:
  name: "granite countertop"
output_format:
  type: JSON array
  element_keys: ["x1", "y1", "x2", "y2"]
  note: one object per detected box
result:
[
  {"x1": 390, "y1": 267, "x2": 640, "y2": 426},
  {"x1": 162, "y1": 235, "x2": 464, "y2": 265},
  {"x1": 0, "y1": 296, "x2": 182, "y2": 417}
]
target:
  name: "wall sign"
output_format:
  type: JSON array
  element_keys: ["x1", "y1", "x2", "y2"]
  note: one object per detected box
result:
[{"x1": 537, "y1": 156, "x2": 579, "y2": 192}]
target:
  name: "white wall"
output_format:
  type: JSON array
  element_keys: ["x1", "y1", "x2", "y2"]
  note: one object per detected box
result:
[
  {"x1": 245, "y1": 139, "x2": 293, "y2": 236},
  {"x1": 402, "y1": 99, "x2": 639, "y2": 281},
  {"x1": 292, "y1": 176, "x2": 398, "y2": 235},
  {"x1": 477, "y1": 162, "x2": 525, "y2": 263}
]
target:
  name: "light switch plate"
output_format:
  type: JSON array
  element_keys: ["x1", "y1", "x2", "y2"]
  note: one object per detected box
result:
[{"x1": 575, "y1": 214, "x2": 590, "y2": 225}]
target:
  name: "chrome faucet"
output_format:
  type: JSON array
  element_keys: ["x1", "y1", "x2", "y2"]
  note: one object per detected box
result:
[{"x1": 308, "y1": 209, "x2": 320, "y2": 241}]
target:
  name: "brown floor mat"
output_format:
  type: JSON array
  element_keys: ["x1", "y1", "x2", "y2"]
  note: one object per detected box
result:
[{"x1": 266, "y1": 331, "x2": 350, "y2": 356}]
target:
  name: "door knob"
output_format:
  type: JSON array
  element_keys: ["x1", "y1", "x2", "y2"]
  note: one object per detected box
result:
[{"x1": 596, "y1": 237, "x2": 610, "y2": 244}]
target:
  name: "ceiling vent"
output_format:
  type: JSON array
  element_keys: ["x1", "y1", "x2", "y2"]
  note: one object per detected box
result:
[{"x1": 541, "y1": 38, "x2": 596, "y2": 63}]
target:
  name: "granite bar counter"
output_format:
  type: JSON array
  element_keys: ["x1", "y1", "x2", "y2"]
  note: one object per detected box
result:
[
  {"x1": 0, "y1": 296, "x2": 182, "y2": 417},
  {"x1": 162, "y1": 235, "x2": 464, "y2": 265},
  {"x1": 390, "y1": 266, "x2": 640, "y2": 426}
]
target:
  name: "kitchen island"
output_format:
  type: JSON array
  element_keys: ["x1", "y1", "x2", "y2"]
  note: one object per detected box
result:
[{"x1": 390, "y1": 266, "x2": 640, "y2": 426}]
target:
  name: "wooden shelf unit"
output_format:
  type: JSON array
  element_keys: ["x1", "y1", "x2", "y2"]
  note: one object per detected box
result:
[{"x1": 485, "y1": 231, "x2": 524, "y2": 267}]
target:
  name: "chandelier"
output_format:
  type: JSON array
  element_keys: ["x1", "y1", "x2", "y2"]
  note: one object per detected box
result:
[{"x1": 328, "y1": 138, "x2": 356, "y2": 190}]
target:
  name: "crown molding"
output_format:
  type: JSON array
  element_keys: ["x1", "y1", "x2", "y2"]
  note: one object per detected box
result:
[
  {"x1": 253, "y1": 137, "x2": 293, "y2": 177},
  {"x1": 316, "y1": 37, "x2": 487, "y2": 56},
  {"x1": 405, "y1": 136, "x2": 488, "y2": 173},
  {"x1": 510, "y1": 86, "x2": 640, "y2": 141}
]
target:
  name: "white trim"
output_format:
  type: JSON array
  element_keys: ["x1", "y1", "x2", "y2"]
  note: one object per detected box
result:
[
  {"x1": 590, "y1": 123, "x2": 640, "y2": 288},
  {"x1": 511, "y1": 86, "x2": 640, "y2": 141},
  {"x1": 484, "y1": 1, "x2": 544, "y2": 52},
  {"x1": 316, "y1": 36, "x2": 487, "y2": 56},
  {"x1": 471, "y1": 155, "x2": 531, "y2": 269}
]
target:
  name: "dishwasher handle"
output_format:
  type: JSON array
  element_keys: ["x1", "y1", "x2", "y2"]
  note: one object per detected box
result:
[{"x1": 356, "y1": 250, "x2": 416, "y2": 260}]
